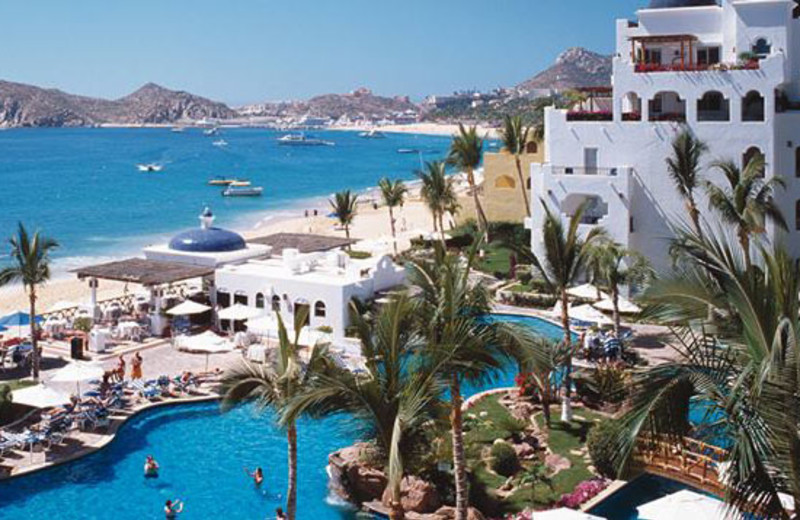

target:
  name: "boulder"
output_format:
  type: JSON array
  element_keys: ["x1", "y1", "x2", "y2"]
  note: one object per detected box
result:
[
  {"x1": 381, "y1": 476, "x2": 442, "y2": 513},
  {"x1": 513, "y1": 441, "x2": 537, "y2": 460},
  {"x1": 328, "y1": 443, "x2": 387, "y2": 504},
  {"x1": 545, "y1": 453, "x2": 572, "y2": 473},
  {"x1": 427, "y1": 506, "x2": 487, "y2": 520}
]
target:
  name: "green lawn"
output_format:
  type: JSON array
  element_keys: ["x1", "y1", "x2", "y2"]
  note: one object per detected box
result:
[
  {"x1": 2, "y1": 379, "x2": 36, "y2": 392},
  {"x1": 463, "y1": 395, "x2": 603, "y2": 515},
  {"x1": 477, "y1": 244, "x2": 512, "y2": 276}
]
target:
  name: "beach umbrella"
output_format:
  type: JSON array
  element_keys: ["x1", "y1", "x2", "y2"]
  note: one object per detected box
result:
[
  {"x1": 532, "y1": 509, "x2": 605, "y2": 520},
  {"x1": 12, "y1": 384, "x2": 70, "y2": 409},
  {"x1": 166, "y1": 300, "x2": 212, "y2": 316},
  {"x1": 637, "y1": 490, "x2": 726, "y2": 520},
  {"x1": 217, "y1": 304, "x2": 262, "y2": 322},
  {"x1": 569, "y1": 304, "x2": 614, "y2": 327},
  {"x1": 566, "y1": 283, "x2": 609, "y2": 302},
  {"x1": 0, "y1": 311, "x2": 43, "y2": 328},
  {"x1": 49, "y1": 361, "x2": 106, "y2": 395},
  {"x1": 593, "y1": 296, "x2": 642, "y2": 315},
  {"x1": 176, "y1": 331, "x2": 234, "y2": 371}
]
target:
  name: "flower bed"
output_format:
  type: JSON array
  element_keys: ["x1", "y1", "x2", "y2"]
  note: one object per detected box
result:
[
  {"x1": 567, "y1": 111, "x2": 613, "y2": 122},
  {"x1": 556, "y1": 478, "x2": 609, "y2": 509},
  {"x1": 635, "y1": 61, "x2": 759, "y2": 73}
]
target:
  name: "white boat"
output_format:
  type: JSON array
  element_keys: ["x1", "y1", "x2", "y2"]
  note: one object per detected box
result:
[
  {"x1": 137, "y1": 163, "x2": 163, "y2": 172},
  {"x1": 223, "y1": 185, "x2": 263, "y2": 197},
  {"x1": 397, "y1": 148, "x2": 420, "y2": 154},
  {"x1": 212, "y1": 139, "x2": 228, "y2": 147},
  {"x1": 204, "y1": 127, "x2": 219, "y2": 136},
  {"x1": 171, "y1": 126, "x2": 186, "y2": 133},
  {"x1": 358, "y1": 129, "x2": 387, "y2": 139},
  {"x1": 277, "y1": 133, "x2": 335, "y2": 147}
]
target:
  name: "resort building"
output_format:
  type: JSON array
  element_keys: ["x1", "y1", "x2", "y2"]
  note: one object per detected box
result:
[
  {"x1": 214, "y1": 249, "x2": 406, "y2": 344},
  {"x1": 529, "y1": 0, "x2": 800, "y2": 272},
  {"x1": 482, "y1": 141, "x2": 544, "y2": 223}
]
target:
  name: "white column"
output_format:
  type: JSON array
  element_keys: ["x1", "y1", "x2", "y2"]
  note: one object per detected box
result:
[{"x1": 89, "y1": 278, "x2": 99, "y2": 320}]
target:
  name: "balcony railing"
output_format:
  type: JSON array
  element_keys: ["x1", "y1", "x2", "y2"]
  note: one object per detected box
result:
[
  {"x1": 566, "y1": 111, "x2": 613, "y2": 122},
  {"x1": 553, "y1": 166, "x2": 621, "y2": 176},
  {"x1": 649, "y1": 112, "x2": 686, "y2": 123},
  {"x1": 634, "y1": 61, "x2": 760, "y2": 73}
]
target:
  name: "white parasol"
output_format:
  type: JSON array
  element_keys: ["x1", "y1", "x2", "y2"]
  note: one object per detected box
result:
[{"x1": 166, "y1": 300, "x2": 212, "y2": 316}]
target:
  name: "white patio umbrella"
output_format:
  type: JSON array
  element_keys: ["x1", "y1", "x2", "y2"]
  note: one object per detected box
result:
[
  {"x1": 176, "y1": 331, "x2": 234, "y2": 371},
  {"x1": 217, "y1": 304, "x2": 263, "y2": 322},
  {"x1": 567, "y1": 283, "x2": 609, "y2": 302},
  {"x1": 532, "y1": 508, "x2": 605, "y2": 520},
  {"x1": 49, "y1": 361, "x2": 105, "y2": 395},
  {"x1": 570, "y1": 304, "x2": 614, "y2": 327},
  {"x1": 636, "y1": 490, "x2": 727, "y2": 520},
  {"x1": 593, "y1": 296, "x2": 642, "y2": 315},
  {"x1": 166, "y1": 300, "x2": 212, "y2": 316},
  {"x1": 11, "y1": 384, "x2": 70, "y2": 408}
]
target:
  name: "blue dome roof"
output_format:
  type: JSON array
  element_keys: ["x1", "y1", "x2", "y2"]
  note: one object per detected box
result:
[
  {"x1": 168, "y1": 227, "x2": 247, "y2": 253},
  {"x1": 648, "y1": 0, "x2": 718, "y2": 8}
]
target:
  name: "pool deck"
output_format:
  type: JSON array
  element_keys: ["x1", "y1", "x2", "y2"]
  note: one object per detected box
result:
[{"x1": 0, "y1": 343, "x2": 243, "y2": 480}]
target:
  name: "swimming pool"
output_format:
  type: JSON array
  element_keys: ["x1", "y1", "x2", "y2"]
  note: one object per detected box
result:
[
  {"x1": 0, "y1": 313, "x2": 565, "y2": 519},
  {"x1": 588, "y1": 473, "x2": 719, "y2": 520}
]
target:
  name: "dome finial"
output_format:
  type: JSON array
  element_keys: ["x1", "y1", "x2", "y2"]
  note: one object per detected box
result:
[{"x1": 200, "y1": 206, "x2": 215, "y2": 230}]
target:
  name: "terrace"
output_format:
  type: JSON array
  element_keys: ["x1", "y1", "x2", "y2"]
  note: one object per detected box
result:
[{"x1": 629, "y1": 34, "x2": 759, "y2": 74}]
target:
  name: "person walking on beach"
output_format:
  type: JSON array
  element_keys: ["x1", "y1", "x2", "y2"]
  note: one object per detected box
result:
[{"x1": 131, "y1": 352, "x2": 143, "y2": 380}]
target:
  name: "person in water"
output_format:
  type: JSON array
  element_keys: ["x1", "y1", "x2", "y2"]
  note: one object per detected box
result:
[
  {"x1": 144, "y1": 455, "x2": 159, "y2": 477},
  {"x1": 164, "y1": 499, "x2": 183, "y2": 519},
  {"x1": 244, "y1": 466, "x2": 264, "y2": 486},
  {"x1": 275, "y1": 507, "x2": 287, "y2": 520}
]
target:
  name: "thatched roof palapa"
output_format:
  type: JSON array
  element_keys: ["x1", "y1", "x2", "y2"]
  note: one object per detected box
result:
[
  {"x1": 72, "y1": 258, "x2": 214, "y2": 286},
  {"x1": 246, "y1": 233, "x2": 356, "y2": 256}
]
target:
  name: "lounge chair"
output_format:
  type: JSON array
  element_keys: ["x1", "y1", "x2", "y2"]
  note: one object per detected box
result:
[{"x1": 129, "y1": 380, "x2": 160, "y2": 401}]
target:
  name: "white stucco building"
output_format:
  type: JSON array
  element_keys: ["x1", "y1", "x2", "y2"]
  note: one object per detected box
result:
[
  {"x1": 529, "y1": 0, "x2": 800, "y2": 272},
  {"x1": 214, "y1": 249, "x2": 406, "y2": 344}
]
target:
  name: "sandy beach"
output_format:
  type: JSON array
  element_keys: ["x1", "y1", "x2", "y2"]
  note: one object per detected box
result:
[
  {"x1": 0, "y1": 192, "x2": 459, "y2": 316},
  {"x1": 332, "y1": 122, "x2": 499, "y2": 139}
]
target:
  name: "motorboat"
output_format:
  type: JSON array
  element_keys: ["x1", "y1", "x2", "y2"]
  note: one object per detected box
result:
[
  {"x1": 137, "y1": 163, "x2": 163, "y2": 172},
  {"x1": 397, "y1": 148, "x2": 420, "y2": 154},
  {"x1": 212, "y1": 139, "x2": 228, "y2": 147},
  {"x1": 277, "y1": 133, "x2": 335, "y2": 147},
  {"x1": 223, "y1": 185, "x2": 263, "y2": 197},
  {"x1": 204, "y1": 127, "x2": 219, "y2": 136},
  {"x1": 171, "y1": 126, "x2": 186, "y2": 133},
  {"x1": 358, "y1": 129, "x2": 387, "y2": 139},
  {"x1": 229, "y1": 180, "x2": 251, "y2": 187},
  {"x1": 207, "y1": 177, "x2": 239, "y2": 186}
]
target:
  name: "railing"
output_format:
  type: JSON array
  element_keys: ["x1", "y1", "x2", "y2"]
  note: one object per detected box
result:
[
  {"x1": 649, "y1": 112, "x2": 686, "y2": 123},
  {"x1": 567, "y1": 111, "x2": 613, "y2": 122},
  {"x1": 634, "y1": 434, "x2": 728, "y2": 496},
  {"x1": 551, "y1": 166, "x2": 622, "y2": 177},
  {"x1": 634, "y1": 61, "x2": 760, "y2": 73}
]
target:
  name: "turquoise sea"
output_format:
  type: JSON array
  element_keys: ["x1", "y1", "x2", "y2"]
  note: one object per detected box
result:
[{"x1": 0, "y1": 128, "x2": 451, "y2": 275}]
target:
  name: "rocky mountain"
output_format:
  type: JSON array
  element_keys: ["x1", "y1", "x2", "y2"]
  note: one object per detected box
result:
[
  {"x1": 0, "y1": 80, "x2": 237, "y2": 127},
  {"x1": 239, "y1": 88, "x2": 418, "y2": 120},
  {"x1": 517, "y1": 47, "x2": 612, "y2": 91}
]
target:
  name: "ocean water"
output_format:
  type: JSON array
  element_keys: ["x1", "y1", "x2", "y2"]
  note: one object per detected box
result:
[{"x1": 0, "y1": 128, "x2": 451, "y2": 275}]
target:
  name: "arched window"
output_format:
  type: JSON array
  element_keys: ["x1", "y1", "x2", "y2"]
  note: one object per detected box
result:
[
  {"x1": 742, "y1": 91, "x2": 765, "y2": 122},
  {"x1": 697, "y1": 91, "x2": 729, "y2": 121},
  {"x1": 743, "y1": 147, "x2": 764, "y2": 176},
  {"x1": 752, "y1": 38, "x2": 771, "y2": 57},
  {"x1": 255, "y1": 293, "x2": 265, "y2": 309},
  {"x1": 314, "y1": 301, "x2": 326, "y2": 318},
  {"x1": 494, "y1": 175, "x2": 516, "y2": 189},
  {"x1": 648, "y1": 91, "x2": 685, "y2": 122},
  {"x1": 525, "y1": 141, "x2": 538, "y2": 154},
  {"x1": 622, "y1": 92, "x2": 641, "y2": 121},
  {"x1": 796, "y1": 200, "x2": 800, "y2": 231},
  {"x1": 234, "y1": 292, "x2": 248, "y2": 305},
  {"x1": 271, "y1": 295, "x2": 281, "y2": 312},
  {"x1": 795, "y1": 147, "x2": 800, "y2": 178},
  {"x1": 216, "y1": 291, "x2": 230, "y2": 308}
]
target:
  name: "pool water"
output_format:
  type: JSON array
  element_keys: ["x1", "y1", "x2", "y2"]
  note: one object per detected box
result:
[
  {"x1": 588, "y1": 474, "x2": 717, "y2": 520},
  {"x1": 0, "y1": 314, "x2": 565, "y2": 519}
]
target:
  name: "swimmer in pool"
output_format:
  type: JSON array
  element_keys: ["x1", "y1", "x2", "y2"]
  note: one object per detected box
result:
[
  {"x1": 144, "y1": 455, "x2": 160, "y2": 477},
  {"x1": 164, "y1": 499, "x2": 183, "y2": 519},
  {"x1": 244, "y1": 466, "x2": 264, "y2": 486}
]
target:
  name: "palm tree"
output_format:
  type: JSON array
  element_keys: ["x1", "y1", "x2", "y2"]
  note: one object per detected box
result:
[
  {"x1": 704, "y1": 153, "x2": 787, "y2": 270},
  {"x1": 448, "y1": 124, "x2": 487, "y2": 233},
  {"x1": 499, "y1": 115, "x2": 532, "y2": 216},
  {"x1": 219, "y1": 308, "x2": 331, "y2": 520},
  {"x1": 283, "y1": 297, "x2": 442, "y2": 520},
  {"x1": 666, "y1": 129, "x2": 708, "y2": 237},
  {"x1": 329, "y1": 189, "x2": 359, "y2": 246},
  {"x1": 587, "y1": 240, "x2": 653, "y2": 335},
  {"x1": 530, "y1": 201, "x2": 606, "y2": 422},
  {"x1": 408, "y1": 245, "x2": 527, "y2": 520},
  {"x1": 417, "y1": 161, "x2": 457, "y2": 242},
  {"x1": 612, "y1": 226, "x2": 800, "y2": 518},
  {"x1": 0, "y1": 223, "x2": 58, "y2": 380},
  {"x1": 378, "y1": 178, "x2": 407, "y2": 255},
  {"x1": 519, "y1": 336, "x2": 572, "y2": 429}
]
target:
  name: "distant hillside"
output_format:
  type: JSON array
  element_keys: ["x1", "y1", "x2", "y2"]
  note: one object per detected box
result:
[
  {"x1": 239, "y1": 88, "x2": 418, "y2": 120},
  {"x1": 0, "y1": 81, "x2": 237, "y2": 127},
  {"x1": 517, "y1": 47, "x2": 612, "y2": 91}
]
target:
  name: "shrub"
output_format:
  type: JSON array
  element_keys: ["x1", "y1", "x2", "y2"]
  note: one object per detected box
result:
[
  {"x1": 73, "y1": 317, "x2": 93, "y2": 334},
  {"x1": 316, "y1": 325, "x2": 333, "y2": 334},
  {"x1": 574, "y1": 362, "x2": 629, "y2": 408},
  {"x1": 0, "y1": 384, "x2": 13, "y2": 423},
  {"x1": 347, "y1": 250, "x2": 372, "y2": 259},
  {"x1": 490, "y1": 441, "x2": 520, "y2": 477},
  {"x1": 587, "y1": 419, "x2": 623, "y2": 479}
]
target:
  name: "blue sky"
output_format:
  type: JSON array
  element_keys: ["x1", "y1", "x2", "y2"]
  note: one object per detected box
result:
[{"x1": 0, "y1": 0, "x2": 648, "y2": 105}]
